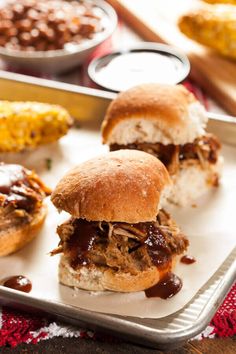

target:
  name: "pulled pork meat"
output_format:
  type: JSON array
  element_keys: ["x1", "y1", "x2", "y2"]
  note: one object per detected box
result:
[
  {"x1": 110, "y1": 134, "x2": 221, "y2": 176},
  {"x1": 52, "y1": 210, "x2": 189, "y2": 275},
  {"x1": 0, "y1": 163, "x2": 51, "y2": 230}
]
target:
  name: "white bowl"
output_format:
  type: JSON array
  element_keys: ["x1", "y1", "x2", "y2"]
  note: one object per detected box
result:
[{"x1": 0, "y1": 0, "x2": 117, "y2": 74}]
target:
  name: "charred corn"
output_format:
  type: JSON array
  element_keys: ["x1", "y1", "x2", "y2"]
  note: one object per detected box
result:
[
  {"x1": 178, "y1": 4, "x2": 236, "y2": 59},
  {"x1": 0, "y1": 101, "x2": 72, "y2": 152},
  {"x1": 203, "y1": 0, "x2": 236, "y2": 4}
]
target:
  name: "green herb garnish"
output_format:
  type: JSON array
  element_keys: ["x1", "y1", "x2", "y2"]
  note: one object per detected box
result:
[{"x1": 45, "y1": 158, "x2": 52, "y2": 171}]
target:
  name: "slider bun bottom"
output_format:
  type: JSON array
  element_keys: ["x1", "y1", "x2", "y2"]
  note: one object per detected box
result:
[
  {"x1": 0, "y1": 204, "x2": 47, "y2": 256},
  {"x1": 59, "y1": 255, "x2": 177, "y2": 292}
]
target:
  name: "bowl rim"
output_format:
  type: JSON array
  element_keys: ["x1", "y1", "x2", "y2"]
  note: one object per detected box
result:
[
  {"x1": 87, "y1": 42, "x2": 191, "y2": 92},
  {"x1": 0, "y1": 0, "x2": 117, "y2": 59}
]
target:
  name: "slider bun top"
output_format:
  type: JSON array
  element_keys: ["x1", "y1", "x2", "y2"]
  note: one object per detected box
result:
[
  {"x1": 102, "y1": 83, "x2": 207, "y2": 146},
  {"x1": 51, "y1": 150, "x2": 171, "y2": 223}
]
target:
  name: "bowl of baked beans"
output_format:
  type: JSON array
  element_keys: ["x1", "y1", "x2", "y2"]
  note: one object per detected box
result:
[{"x1": 0, "y1": 0, "x2": 117, "y2": 73}]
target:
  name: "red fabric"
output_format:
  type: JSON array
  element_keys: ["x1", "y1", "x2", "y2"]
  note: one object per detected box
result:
[
  {"x1": 183, "y1": 81, "x2": 209, "y2": 110},
  {"x1": 0, "y1": 308, "x2": 49, "y2": 347},
  {"x1": 210, "y1": 283, "x2": 236, "y2": 338}
]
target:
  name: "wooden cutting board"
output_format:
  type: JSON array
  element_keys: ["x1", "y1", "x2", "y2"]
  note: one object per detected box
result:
[{"x1": 107, "y1": 0, "x2": 236, "y2": 116}]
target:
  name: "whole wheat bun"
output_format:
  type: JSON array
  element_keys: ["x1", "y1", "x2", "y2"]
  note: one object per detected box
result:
[
  {"x1": 101, "y1": 83, "x2": 207, "y2": 145},
  {"x1": 51, "y1": 150, "x2": 171, "y2": 223},
  {"x1": 59, "y1": 255, "x2": 177, "y2": 292},
  {"x1": 0, "y1": 204, "x2": 47, "y2": 256}
]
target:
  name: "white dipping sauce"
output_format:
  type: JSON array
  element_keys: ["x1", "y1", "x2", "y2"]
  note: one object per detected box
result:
[{"x1": 93, "y1": 52, "x2": 185, "y2": 91}]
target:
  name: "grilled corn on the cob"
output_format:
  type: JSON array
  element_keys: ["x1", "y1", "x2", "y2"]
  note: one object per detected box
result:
[
  {"x1": 203, "y1": 0, "x2": 236, "y2": 4},
  {"x1": 178, "y1": 4, "x2": 236, "y2": 59},
  {"x1": 0, "y1": 101, "x2": 72, "y2": 152}
]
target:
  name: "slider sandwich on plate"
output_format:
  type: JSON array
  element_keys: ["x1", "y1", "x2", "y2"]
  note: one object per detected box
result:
[
  {"x1": 101, "y1": 84, "x2": 222, "y2": 206},
  {"x1": 0, "y1": 163, "x2": 51, "y2": 256},
  {"x1": 51, "y1": 150, "x2": 189, "y2": 292}
]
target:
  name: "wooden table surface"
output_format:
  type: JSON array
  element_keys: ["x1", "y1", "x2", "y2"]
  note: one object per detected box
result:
[
  {"x1": 107, "y1": 0, "x2": 236, "y2": 116},
  {"x1": 1, "y1": 336, "x2": 236, "y2": 353}
]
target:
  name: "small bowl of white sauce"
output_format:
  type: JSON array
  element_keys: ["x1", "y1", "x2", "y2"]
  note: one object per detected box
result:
[{"x1": 88, "y1": 42, "x2": 190, "y2": 92}]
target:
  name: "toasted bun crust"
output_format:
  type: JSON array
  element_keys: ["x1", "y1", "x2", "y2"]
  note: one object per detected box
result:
[
  {"x1": 51, "y1": 150, "x2": 171, "y2": 223},
  {"x1": 101, "y1": 84, "x2": 207, "y2": 145},
  {"x1": 0, "y1": 204, "x2": 47, "y2": 256},
  {"x1": 59, "y1": 255, "x2": 177, "y2": 292}
]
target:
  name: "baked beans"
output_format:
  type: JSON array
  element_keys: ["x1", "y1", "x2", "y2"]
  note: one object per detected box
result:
[{"x1": 0, "y1": 0, "x2": 104, "y2": 51}]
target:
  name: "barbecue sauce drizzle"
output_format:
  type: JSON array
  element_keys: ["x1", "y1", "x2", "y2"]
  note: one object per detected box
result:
[
  {"x1": 68, "y1": 219, "x2": 101, "y2": 267},
  {"x1": 144, "y1": 225, "x2": 171, "y2": 267}
]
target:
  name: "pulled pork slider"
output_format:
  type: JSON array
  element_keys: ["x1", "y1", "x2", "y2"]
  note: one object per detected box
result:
[
  {"x1": 51, "y1": 150, "x2": 189, "y2": 292},
  {"x1": 0, "y1": 163, "x2": 51, "y2": 256},
  {"x1": 101, "y1": 83, "x2": 222, "y2": 206}
]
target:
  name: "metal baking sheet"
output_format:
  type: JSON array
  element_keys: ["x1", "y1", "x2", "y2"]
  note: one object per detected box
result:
[
  {"x1": 0, "y1": 70, "x2": 236, "y2": 145},
  {"x1": 0, "y1": 71, "x2": 235, "y2": 350},
  {"x1": 0, "y1": 70, "x2": 116, "y2": 121}
]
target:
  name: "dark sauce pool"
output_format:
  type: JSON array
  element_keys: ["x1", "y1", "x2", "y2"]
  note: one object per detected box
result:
[
  {"x1": 2, "y1": 275, "x2": 32, "y2": 293},
  {"x1": 145, "y1": 273, "x2": 182, "y2": 299},
  {"x1": 181, "y1": 255, "x2": 196, "y2": 265}
]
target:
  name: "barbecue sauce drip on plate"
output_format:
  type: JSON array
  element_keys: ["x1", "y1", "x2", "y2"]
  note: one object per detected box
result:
[
  {"x1": 2, "y1": 275, "x2": 32, "y2": 293},
  {"x1": 145, "y1": 273, "x2": 182, "y2": 299},
  {"x1": 0, "y1": 164, "x2": 26, "y2": 194},
  {"x1": 181, "y1": 255, "x2": 196, "y2": 265}
]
